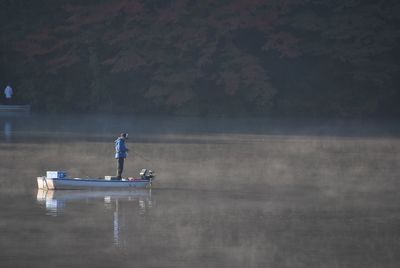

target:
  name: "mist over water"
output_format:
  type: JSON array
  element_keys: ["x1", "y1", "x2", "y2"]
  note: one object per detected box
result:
[{"x1": 1, "y1": 114, "x2": 400, "y2": 267}]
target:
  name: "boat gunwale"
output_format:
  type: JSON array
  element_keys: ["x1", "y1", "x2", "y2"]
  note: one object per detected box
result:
[{"x1": 51, "y1": 177, "x2": 151, "y2": 183}]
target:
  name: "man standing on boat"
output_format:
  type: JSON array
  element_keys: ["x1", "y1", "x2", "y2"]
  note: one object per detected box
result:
[
  {"x1": 115, "y1": 133, "x2": 129, "y2": 179},
  {"x1": 4, "y1": 84, "x2": 13, "y2": 104}
]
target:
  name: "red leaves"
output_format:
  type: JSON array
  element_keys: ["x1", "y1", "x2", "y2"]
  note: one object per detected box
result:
[
  {"x1": 14, "y1": 0, "x2": 303, "y2": 73},
  {"x1": 15, "y1": 28, "x2": 71, "y2": 61},
  {"x1": 65, "y1": 0, "x2": 143, "y2": 27},
  {"x1": 4, "y1": 0, "x2": 398, "y2": 115},
  {"x1": 46, "y1": 51, "x2": 80, "y2": 73},
  {"x1": 103, "y1": 27, "x2": 141, "y2": 46},
  {"x1": 11, "y1": 0, "x2": 293, "y2": 109},
  {"x1": 103, "y1": 51, "x2": 146, "y2": 73}
]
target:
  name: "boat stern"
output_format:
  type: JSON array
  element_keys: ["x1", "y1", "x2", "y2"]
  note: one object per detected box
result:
[{"x1": 37, "y1": 176, "x2": 55, "y2": 190}]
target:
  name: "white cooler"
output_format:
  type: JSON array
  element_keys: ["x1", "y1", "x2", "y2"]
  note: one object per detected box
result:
[{"x1": 46, "y1": 171, "x2": 67, "y2": 179}]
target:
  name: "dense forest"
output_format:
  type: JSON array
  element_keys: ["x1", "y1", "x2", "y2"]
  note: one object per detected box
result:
[{"x1": 1, "y1": 0, "x2": 399, "y2": 117}]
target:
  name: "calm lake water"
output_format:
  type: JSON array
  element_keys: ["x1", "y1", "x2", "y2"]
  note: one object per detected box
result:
[{"x1": 1, "y1": 114, "x2": 400, "y2": 267}]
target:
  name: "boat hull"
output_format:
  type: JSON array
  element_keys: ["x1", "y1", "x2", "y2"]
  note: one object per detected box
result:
[{"x1": 37, "y1": 176, "x2": 152, "y2": 190}]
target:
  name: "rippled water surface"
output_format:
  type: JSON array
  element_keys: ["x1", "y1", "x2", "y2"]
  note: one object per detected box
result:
[{"x1": 1, "y1": 114, "x2": 400, "y2": 267}]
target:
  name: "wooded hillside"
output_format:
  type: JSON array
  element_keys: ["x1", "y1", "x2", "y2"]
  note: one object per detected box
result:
[{"x1": 1, "y1": 0, "x2": 399, "y2": 117}]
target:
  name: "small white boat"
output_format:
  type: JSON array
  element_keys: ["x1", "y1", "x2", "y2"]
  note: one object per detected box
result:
[{"x1": 37, "y1": 169, "x2": 155, "y2": 190}]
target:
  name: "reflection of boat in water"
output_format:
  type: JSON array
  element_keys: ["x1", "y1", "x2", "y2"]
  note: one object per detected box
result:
[
  {"x1": 0, "y1": 104, "x2": 30, "y2": 113},
  {"x1": 37, "y1": 169, "x2": 155, "y2": 190},
  {"x1": 36, "y1": 189, "x2": 152, "y2": 202},
  {"x1": 36, "y1": 189, "x2": 67, "y2": 216},
  {"x1": 36, "y1": 189, "x2": 152, "y2": 214},
  {"x1": 36, "y1": 189, "x2": 153, "y2": 245},
  {"x1": 3, "y1": 121, "x2": 12, "y2": 141}
]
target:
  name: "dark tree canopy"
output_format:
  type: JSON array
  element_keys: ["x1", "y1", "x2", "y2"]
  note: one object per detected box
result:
[{"x1": 1, "y1": 0, "x2": 399, "y2": 117}]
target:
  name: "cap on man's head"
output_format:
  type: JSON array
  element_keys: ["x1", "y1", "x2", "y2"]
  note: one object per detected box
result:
[{"x1": 121, "y1": 133, "x2": 128, "y2": 138}]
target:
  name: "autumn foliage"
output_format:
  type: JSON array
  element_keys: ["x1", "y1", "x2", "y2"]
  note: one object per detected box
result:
[{"x1": 1, "y1": 0, "x2": 400, "y2": 116}]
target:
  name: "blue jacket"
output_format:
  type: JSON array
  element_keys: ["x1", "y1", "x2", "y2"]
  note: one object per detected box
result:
[{"x1": 115, "y1": 138, "x2": 128, "y2": 158}]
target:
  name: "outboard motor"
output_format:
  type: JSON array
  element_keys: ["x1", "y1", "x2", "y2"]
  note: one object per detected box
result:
[{"x1": 139, "y1": 169, "x2": 155, "y2": 180}]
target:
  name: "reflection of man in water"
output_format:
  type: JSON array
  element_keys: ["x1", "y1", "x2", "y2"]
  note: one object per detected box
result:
[
  {"x1": 4, "y1": 121, "x2": 12, "y2": 142},
  {"x1": 4, "y1": 84, "x2": 13, "y2": 104},
  {"x1": 115, "y1": 133, "x2": 129, "y2": 179}
]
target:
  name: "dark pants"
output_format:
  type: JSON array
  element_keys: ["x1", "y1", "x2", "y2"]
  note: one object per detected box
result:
[{"x1": 116, "y1": 157, "x2": 125, "y2": 178}]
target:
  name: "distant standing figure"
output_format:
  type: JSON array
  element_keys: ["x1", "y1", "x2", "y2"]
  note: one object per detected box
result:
[
  {"x1": 115, "y1": 133, "x2": 129, "y2": 179},
  {"x1": 4, "y1": 84, "x2": 13, "y2": 104}
]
